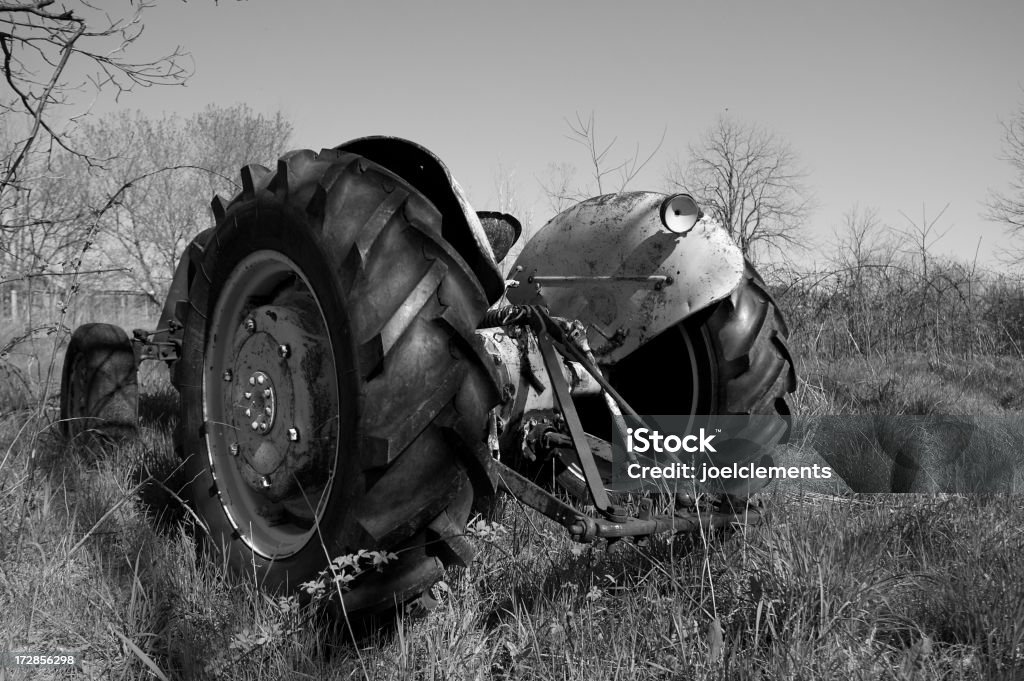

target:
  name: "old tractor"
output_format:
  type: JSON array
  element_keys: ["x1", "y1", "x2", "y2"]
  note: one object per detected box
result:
[{"x1": 60, "y1": 137, "x2": 795, "y2": 615}]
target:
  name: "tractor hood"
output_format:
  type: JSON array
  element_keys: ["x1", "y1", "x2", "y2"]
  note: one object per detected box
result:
[{"x1": 507, "y1": 192, "x2": 744, "y2": 364}]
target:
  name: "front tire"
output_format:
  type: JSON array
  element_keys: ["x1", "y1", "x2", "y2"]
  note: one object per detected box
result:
[
  {"x1": 60, "y1": 323, "x2": 139, "y2": 442},
  {"x1": 175, "y1": 149, "x2": 499, "y2": 614}
]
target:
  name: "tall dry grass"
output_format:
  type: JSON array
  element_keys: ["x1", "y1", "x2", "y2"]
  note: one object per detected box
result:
[
  {"x1": 0, "y1": 350, "x2": 1022, "y2": 679},
  {"x1": 1, "y1": 241, "x2": 1023, "y2": 678}
]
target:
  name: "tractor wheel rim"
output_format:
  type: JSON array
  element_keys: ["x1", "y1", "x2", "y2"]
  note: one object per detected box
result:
[{"x1": 203, "y1": 250, "x2": 341, "y2": 559}]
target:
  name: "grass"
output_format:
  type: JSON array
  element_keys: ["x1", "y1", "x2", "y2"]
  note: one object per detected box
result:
[
  {"x1": 796, "y1": 351, "x2": 1024, "y2": 417},
  {"x1": 779, "y1": 352, "x2": 1024, "y2": 494},
  {"x1": 1, "y1": 352, "x2": 1023, "y2": 679}
]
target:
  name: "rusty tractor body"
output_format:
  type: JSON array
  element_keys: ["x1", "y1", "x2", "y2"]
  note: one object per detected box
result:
[
  {"x1": 507, "y1": 191, "x2": 745, "y2": 363},
  {"x1": 60, "y1": 137, "x2": 796, "y2": 615}
]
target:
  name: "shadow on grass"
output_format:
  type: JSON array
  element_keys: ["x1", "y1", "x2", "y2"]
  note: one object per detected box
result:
[
  {"x1": 127, "y1": 389, "x2": 190, "y2": 534},
  {"x1": 791, "y1": 352, "x2": 1024, "y2": 494},
  {"x1": 138, "y1": 386, "x2": 179, "y2": 431}
]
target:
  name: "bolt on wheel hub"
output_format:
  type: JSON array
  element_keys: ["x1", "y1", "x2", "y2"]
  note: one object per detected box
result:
[{"x1": 244, "y1": 370, "x2": 277, "y2": 433}]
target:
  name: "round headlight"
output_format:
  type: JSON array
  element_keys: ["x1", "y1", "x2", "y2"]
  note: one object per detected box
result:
[{"x1": 660, "y1": 194, "x2": 703, "y2": 234}]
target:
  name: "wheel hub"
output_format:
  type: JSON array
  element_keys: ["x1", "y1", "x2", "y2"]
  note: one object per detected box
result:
[
  {"x1": 244, "y1": 370, "x2": 277, "y2": 433},
  {"x1": 225, "y1": 308, "x2": 316, "y2": 495}
]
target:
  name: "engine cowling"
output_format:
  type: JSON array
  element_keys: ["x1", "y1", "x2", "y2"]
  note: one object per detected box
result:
[{"x1": 507, "y1": 192, "x2": 744, "y2": 364}]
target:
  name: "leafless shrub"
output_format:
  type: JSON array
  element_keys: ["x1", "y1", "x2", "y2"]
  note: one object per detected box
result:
[{"x1": 767, "y1": 206, "x2": 1024, "y2": 360}]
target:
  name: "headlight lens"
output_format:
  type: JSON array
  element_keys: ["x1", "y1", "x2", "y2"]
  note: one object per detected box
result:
[{"x1": 660, "y1": 194, "x2": 703, "y2": 234}]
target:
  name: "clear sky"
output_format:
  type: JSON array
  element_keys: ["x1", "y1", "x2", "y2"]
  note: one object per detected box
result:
[{"x1": 86, "y1": 0, "x2": 1024, "y2": 268}]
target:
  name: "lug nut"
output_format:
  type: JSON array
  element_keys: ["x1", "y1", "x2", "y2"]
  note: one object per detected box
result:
[
  {"x1": 260, "y1": 477, "x2": 271, "y2": 489},
  {"x1": 278, "y1": 344, "x2": 291, "y2": 359},
  {"x1": 264, "y1": 406, "x2": 272, "y2": 416},
  {"x1": 259, "y1": 423, "x2": 268, "y2": 432},
  {"x1": 244, "y1": 318, "x2": 256, "y2": 332},
  {"x1": 257, "y1": 375, "x2": 265, "y2": 385},
  {"x1": 244, "y1": 391, "x2": 252, "y2": 399},
  {"x1": 263, "y1": 389, "x2": 272, "y2": 398},
  {"x1": 229, "y1": 442, "x2": 239, "y2": 456},
  {"x1": 288, "y1": 427, "x2": 299, "y2": 442},
  {"x1": 249, "y1": 376, "x2": 256, "y2": 386},
  {"x1": 251, "y1": 421, "x2": 259, "y2": 431},
  {"x1": 245, "y1": 408, "x2": 252, "y2": 417},
  {"x1": 222, "y1": 370, "x2": 233, "y2": 382}
]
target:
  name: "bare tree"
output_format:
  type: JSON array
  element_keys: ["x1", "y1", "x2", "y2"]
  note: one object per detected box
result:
[
  {"x1": 0, "y1": 1, "x2": 189, "y2": 214},
  {"x1": 489, "y1": 162, "x2": 533, "y2": 274},
  {"x1": 832, "y1": 206, "x2": 897, "y2": 274},
  {"x1": 540, "y1": 161, "x2": 578, "y2": 215},
  {"x1": 666, "y1": 115, "x2": 813, "y2": 260},
  {"x1": 897, "y1": 203, "x2": 952, "y2": 287},
  {"x1": 987, "y1": 102, "x2": 1024, "y2": 256},
  {"x1": 540, "y1": 112, "x2": 664, "y2": 216},
  {"x1": 0, "y1": 144, "x2": 92, "y2": 282},
  {"x1": 0, "y1": 0, "x2": 191, "y2": 344},
  {"x1": 79, "y1": 106, "x2": 292, "y2": 303}
]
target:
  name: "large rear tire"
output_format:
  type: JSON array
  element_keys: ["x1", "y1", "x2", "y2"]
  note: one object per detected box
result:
[
  {"x1": 563, "y1": 262, "x2": 795, "y2": 500},
  {"x1": 174, "y1": 149, "x2": 499, "y2": 614},
  {"x1": 698, "y1": 262, "x2": 796, "y2": 496}
]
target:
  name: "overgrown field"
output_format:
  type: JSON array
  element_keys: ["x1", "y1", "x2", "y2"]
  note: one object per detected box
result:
[{"x1": 1, "y1": 353, "x2": 1023, "y2": 680}]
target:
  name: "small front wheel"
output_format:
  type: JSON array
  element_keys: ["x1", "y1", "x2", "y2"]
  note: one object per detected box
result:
[{"x1": 60, "y1": 323, "x2": 139, "y2": 442}]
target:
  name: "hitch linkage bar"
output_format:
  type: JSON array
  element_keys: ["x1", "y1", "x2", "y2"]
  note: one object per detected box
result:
[
  {"x1": 481, "y1": 305, "x2": 638, "y2": 519},
  {"x1": 494, "y1": 461, "x2": 760, "y2": 543},
  {"x1": 482, "y1": 305, "x2": 762, "y2": 541}
]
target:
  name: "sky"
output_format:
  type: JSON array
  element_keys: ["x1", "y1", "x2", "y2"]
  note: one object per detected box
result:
[{"x1": 78, "y1": 0, "x2": 1024, "y2": 269}]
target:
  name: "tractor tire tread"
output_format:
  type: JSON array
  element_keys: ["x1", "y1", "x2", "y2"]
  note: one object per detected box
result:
[
  {"x1": 176, "y1": 148, "x2": 498, "y2": 615},
  {"x1": 711, "y1": 263, "x2": 795, "y2": 431}
]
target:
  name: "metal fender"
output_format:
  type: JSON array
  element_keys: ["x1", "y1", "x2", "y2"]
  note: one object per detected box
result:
[
  {"x1": 507, "y1": 192, "x2": 744, "y2": 365},
  {"x1": 149, "y1": 227, "x2": 214, "y2": 383},
  {"x1": 155, "y1": 228, "x2": 213, "y2": 338}
]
